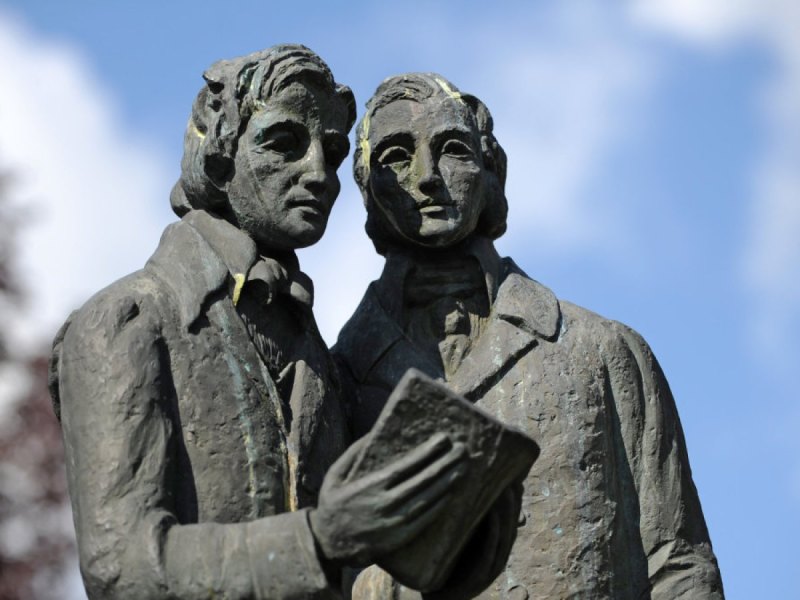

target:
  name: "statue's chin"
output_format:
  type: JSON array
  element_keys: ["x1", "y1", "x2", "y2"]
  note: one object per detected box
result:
[
  {"x1": 245, "y1": 212, "x2": 329, "y2": 252},
  {"x1": 398, "y1": 226, "x2": 473, "y2": 251}
]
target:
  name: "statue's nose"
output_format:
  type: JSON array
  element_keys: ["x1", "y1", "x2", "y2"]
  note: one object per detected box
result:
[
  {"x1": 416, "y1": 146, "x2": 442, "y2": 196},
  {"x1": 299, "y1": 140, "x2": 327, "y2": 194}
]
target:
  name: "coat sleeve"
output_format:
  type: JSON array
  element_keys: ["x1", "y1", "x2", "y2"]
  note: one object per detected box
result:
[
  {"x1": 55, "y1": 284, "x2": 338, "y2": 600},
  {"x1": 605, "y1": 321, "x2": 724, "y2": 599}
]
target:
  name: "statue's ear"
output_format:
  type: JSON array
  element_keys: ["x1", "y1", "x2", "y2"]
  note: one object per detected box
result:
[
  {"x1": 461, "y1": 94, "x2": 498, "y2": 174},
  {"x1": 461, "y1": 93, "x2": 508, "y2": 239},
  {"x1": 338, "y1": 84, "x2": 357, "y2": 132},
  {"x1": 193, "y1": 77, "x2": 235, "y2": 192},
  {"x1": 204, "y1": 154, "x2": 234, "y2": 190},
  {"x1": 461, "y1": 93, "x2": 506, "y2": 189},
  {"x1": 175, "y1": 79, "x2": 235, "y2": 214}
]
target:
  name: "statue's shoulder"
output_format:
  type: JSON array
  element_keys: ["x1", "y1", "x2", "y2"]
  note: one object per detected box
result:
[
  {"x1": 49, "y1": 219, "x2": 225, "y2": 419},
  {"x1": 504, "y1": 259, "x2": 650, "y2": 354},
  {"x1": 52, "y1": 223, "x2": 194, "y2": 378},
  {"x1": 56, "y1": 267, "x2": 170, "y2": 363},
  {"x1": 558, "y1": 297, "x2": 615, "y2": 331},
  {"x1": 48, "y1": 265, "x2": 171, "y2": 420},
  {"x1": 555, "y1": 295, "x2": 655, "y2": 365},
  {"x1": 62, "y1": 219, "x2": 218, "y2": 343}
]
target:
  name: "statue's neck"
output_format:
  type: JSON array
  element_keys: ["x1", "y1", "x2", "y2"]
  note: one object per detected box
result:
[
  {"x1": 384, "y1": 236, "x2": 479, "y2": 265},
  {"x1": 377, "y1": 236, "x2": 503, "y2": 315}
]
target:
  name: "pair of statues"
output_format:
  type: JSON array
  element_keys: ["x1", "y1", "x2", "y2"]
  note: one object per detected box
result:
[{"x1": 49, "y1": 45, "x2": 723, "y2": 599}]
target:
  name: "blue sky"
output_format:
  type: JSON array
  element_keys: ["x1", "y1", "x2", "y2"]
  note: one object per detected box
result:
[{"x1": 0, "y1": 1, "x2": 797, "y2": 597}]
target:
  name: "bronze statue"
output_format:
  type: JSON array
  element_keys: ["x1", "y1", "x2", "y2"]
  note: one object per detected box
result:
[
  {"x1": 49, "y1": 49, "x2": 475, "y2": 600},
  {"x1": 334, "y1": 73, "x2": 725, "y2": 599}
]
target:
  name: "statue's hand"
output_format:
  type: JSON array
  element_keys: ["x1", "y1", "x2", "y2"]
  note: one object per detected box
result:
[
  {"x1": 310, "y1": 433, "x2": 467, "y2": 567},
  {"x1": 424, "y1": 481, "x2": 523, "y2": 600}
]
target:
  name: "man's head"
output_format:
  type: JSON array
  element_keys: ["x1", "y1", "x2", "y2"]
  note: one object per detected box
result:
[
  {"x1": 354, "y1": 73, "x2": 507, "y2": 255},
  {"x1": 172, "y1": 44, "x2": 356, "y2": 251}
]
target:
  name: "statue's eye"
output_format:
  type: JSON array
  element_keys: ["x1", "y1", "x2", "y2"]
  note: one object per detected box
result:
[
  {"x1": 257, "y1": 128, "x2": 300, "y2": 154},
  {"x1": 441, "y1": 139, "x2": 474, "y2": 159},
  {"x1": 378, "y1": 146, "x2": 411, "y2": 166}
]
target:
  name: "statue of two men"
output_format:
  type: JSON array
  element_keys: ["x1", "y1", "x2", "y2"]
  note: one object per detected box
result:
[{"x1": 49, "y1": 45, "x2": 723, "y2": 599}]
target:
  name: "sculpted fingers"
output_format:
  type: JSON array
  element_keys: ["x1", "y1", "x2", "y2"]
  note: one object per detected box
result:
[
  {"x1": 378, "y1": 491, "x2": 455, "y2": 552},
  {"x1": 312, "y1": 435, "x2": 470, "y2": 566},
  {"x1": 380, "y1": 443, "x2": 467, "y2": 516},
  {"x1": 371, "y1": 433, "x2": 455, "y2": 490}
]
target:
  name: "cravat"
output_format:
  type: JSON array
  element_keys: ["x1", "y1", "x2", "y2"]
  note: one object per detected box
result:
[
  {"x1": 234, "y1": 257, "x2": 314, "y2": 380},
  {"x1": 403, "y1": 260, "x2": 488, "y2": 378}
]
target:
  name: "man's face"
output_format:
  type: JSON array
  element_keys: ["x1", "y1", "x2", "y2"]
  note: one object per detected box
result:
[
  {"x1": 226, "y1": 80, "x2": 350, "y2": 252},
  {"x1": 366, "y1": 96, "x2": 487, "y2": 249}
]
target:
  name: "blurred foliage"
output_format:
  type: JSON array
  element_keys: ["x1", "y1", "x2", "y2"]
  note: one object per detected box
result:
[
  {"x1": 0, "y1": 172, "x2": 19, "y2": 361},
  {"x1": 0, "y1": 171, "x2": 75, "y2": 599}
]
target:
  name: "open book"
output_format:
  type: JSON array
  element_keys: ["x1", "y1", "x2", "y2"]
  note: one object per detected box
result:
[{"x1": 347, "y1": 368, "x2": 540, "y2": 592}]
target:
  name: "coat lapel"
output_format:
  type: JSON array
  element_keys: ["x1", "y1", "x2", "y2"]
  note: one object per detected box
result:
[
  {"x1": 336, "y1": 283, "x2": 442, "y2": 384},
  {"x1": 451, "y1": 265, "x2": 561, "y2": 400},
  {"x1": 341, "y1": 261, "x2": 562, "y2": 404},
  {"x1": 449, "y1": 318, "x2": 537, "y2": 401},
  {"x1": 148, "y1": 216, "x2": 299, "y2": 513}
]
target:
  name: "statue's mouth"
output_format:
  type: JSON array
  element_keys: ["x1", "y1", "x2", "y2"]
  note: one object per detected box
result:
[
  {"x1": 288, "y1": 195, "x2": 326, "y2": 214},
  {"x1": 416, "y1": 199, "x2": 453, "y2": 216}
]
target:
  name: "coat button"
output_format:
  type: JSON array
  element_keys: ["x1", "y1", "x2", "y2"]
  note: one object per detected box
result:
[{"x1": 507, "y1": 585, "x2": 529, "y2": 600}]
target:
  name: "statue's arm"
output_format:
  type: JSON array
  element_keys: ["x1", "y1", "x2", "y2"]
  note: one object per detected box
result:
[
  {"x1": 56, "y1": 288, "x2": 337, "y2": 600},
  {"x1": 609, "y1": 322, "x2": 724, "y2": 599}
]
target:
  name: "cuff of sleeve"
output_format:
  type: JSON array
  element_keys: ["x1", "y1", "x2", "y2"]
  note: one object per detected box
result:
[{"x1": 247, "y1": 508, "x2": 339, "y2": 600}]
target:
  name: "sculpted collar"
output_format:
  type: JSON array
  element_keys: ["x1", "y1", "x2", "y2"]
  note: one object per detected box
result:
[
  {"x1": 146, "y1": 209, "x2": 311, "y2": 329},
  {"x1": 338, "y1": 237, "x2": 561, "y2": 385},
  {"x1": 375, "y1": 237, "x2": 559, "y2": 338},
  {"x1": 375, "y1": 236, "x2": 503, "y2": 317}
]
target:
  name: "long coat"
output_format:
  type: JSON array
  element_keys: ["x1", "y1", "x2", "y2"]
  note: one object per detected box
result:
[
  {"x1": 51, "y1": 210, "x2": 348, "y2": 599},
  {"x1": 334, "y1": 253, "x2": 723, "y2": 600}
]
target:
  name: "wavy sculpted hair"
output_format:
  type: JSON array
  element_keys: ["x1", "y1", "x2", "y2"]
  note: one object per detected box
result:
[
  {"x1": 170, "y1": 44, "x2": 356, "y2": 217},
  {"x1": 352, "y1": 73, "x2": 508, "y2": 255}
]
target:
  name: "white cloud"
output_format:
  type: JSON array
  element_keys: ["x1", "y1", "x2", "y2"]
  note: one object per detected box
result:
[
  {"x1": 0, "y1": 10, "x2": 172, "y2": 354},
  {"x1": 745, "y1": 10, "x2": 800, "y2": 373},
  {"x1": 629, "y1": 0, "x2": 800, "y2": 370},
  {"x1": 0, "y1": 13, "x2": 168, "y2": 597},
  {"x1": 489, "y1": 33, "x2": 651, "y2": 258},
  {"x1": 629, "y1": 0, "x2": 762, "y2": 47},
  {"x1": 298, "y1": 180, "x2": 384, "y2": 345},
  {"x1": 0, "y1": 362, "x2": 29, "y2": 431}
]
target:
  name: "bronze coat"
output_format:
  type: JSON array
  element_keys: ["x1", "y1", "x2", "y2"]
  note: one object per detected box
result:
[
  {"x1": 52, "y1": 211, "x2": 347, "y2": 599},
  {"x1": 335, "y1": 252, "x2": 723, "y2": 600}
]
